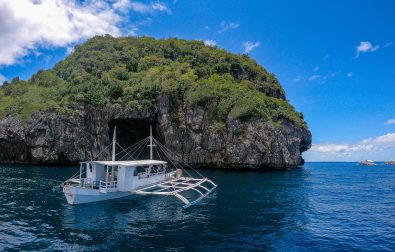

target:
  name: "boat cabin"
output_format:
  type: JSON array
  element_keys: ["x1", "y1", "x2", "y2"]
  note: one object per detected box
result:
[{"x1": 78, "y1": 160, "x2": 168, "y2": 193}]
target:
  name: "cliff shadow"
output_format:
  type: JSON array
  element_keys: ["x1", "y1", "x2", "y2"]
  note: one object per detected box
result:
[{"x1": 108, "y1": 119, "x2": 163, "y2": 160}]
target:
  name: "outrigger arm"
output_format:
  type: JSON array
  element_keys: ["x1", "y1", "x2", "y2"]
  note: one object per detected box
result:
[{"x1": 133, "y1": 177, "x2": 217, "y2": 208}]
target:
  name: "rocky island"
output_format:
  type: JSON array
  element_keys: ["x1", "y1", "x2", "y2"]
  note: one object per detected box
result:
[{"x1": 0, "y1": 35, "x2": 311, "y2": 169}]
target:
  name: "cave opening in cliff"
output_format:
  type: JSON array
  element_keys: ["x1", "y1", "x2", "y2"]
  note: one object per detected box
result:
[{"x1": 108, "y1": 119, "x2": 163, "y2": 160}]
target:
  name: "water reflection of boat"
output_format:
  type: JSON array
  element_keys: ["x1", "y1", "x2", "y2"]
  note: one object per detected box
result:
[
  {"x1": 384, "y1": 160, "x2": 395, "y2": 166},
  {"x1": 359, "y1": 160, "x2": 376, "y2": 166}
]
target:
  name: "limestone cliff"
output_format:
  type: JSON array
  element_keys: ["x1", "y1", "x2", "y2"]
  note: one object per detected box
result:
[{"x1": 0, "y1": 95, "x2": 311, "y2": 169}]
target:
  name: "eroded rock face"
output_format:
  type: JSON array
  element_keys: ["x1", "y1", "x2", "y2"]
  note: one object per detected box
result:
[
  {"x1": 0, "y1": 96, "x2": 311, "y2": 169},
  {"x1": 0, "y1": 116, "x2": 29, "y2": 163}
]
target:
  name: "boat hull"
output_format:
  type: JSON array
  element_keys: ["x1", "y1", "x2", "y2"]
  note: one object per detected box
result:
[{"x1": 63, "y1": 185, "x2": 131, "y2": 205}]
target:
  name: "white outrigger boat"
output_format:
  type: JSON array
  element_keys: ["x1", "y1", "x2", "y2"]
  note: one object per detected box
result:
[
  {"x1": 359, "y1": 160, "x2": 376, "y2": 166},
  {"x1": 62, "y1": 126, "x2": 217, "y2": 208}
]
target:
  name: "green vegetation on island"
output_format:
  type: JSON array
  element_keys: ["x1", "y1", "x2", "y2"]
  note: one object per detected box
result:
[{"x1": 0, "y1": 35, "x2": 306, "y2": 128}]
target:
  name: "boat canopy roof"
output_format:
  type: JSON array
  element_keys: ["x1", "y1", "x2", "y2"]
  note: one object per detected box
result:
[{"x1": 81, "y1": 160, "x2": 167, "y2": 166}]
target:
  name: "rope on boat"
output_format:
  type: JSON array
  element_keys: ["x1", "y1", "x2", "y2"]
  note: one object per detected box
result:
[
  {"x1": 116, "y1": 137, "x2": 150, "y2": 160},
  {"x1": 117, "y1": 137, "x2": 150, "y2": 161},
  {"x1": 111, "y1": 134, "x2": 204, "y2": 179},
  {"x1": 90, "y1": 141, "x2": 114, "y2": 162},
  {"x1": 154, "y1": 143, "x2": 164, "y2": 161},
  {"x1": 152, "y1": 139, "x2": 195, "y2": 178},
  {"x1": 152, "y1": 138, "x2": 205, "y2": 179}
]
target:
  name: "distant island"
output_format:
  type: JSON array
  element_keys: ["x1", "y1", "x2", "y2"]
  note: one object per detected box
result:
[{"x1": 0, "y1": 35, "x2": 311, "y2": 169}]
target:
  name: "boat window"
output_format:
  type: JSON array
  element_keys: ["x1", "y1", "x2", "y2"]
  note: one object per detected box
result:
[
  {"x1": 103, "y1": 165, "x2": 114, "y2": 176},
  {"x1": 88, "y1": 163, "x2": 92, "y2": 172},
  {"x1": 134, "y1": 166, "x2": 148, "y2": 176},
  {"x1": 151, "y1": 164, "x2": 163, "y2": 173}
]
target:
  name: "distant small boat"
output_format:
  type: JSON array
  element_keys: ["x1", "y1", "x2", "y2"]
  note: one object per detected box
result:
[
  {"x1": 359, "y1": 160, "x2": 376, "y2": 166},
  {"x1": 384, "y1": 160, "x2": 395, "y2": 166}
]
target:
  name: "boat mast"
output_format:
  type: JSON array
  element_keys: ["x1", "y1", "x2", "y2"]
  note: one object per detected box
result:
[
  {"x1": 112, "y1": 126, "x2": 116, "y2": 161},
  {"x1": 149, "y1": 124, "x2": 153, "y2": 160}
]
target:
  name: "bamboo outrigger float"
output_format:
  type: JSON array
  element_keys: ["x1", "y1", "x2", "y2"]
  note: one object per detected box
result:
[{"x1": 62, "y1": 125, "x2": 217, "y2": 208}]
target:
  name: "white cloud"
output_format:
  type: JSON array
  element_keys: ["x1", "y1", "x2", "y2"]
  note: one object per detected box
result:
[
  {"x1": 310, "y1": 142, "x2": 376, "y2": 154},
  {"x1": 357, "y1": 41, "x2": 380, "y2": 52},
  {"x1": 113, "y1": 0, "x2": 171, "y2": 14},
  {"x1": 308, "y1": 75, "x2": 320, "y2": 81},
  {"x1": 329, "y1": 70, "x2": 341, "y2": 78},
  {"x1": 0, "y1": 0, "x2": 172, "y2": 66},
  {"x1": 292, "y1": 76, "x2": 302, "y2": 82},
  {"x1": 243, "y1": 41, "x2": 260, "y2": 54},
  {"x1": 323, "y1": 54, "x2": 331, "y2": 61},
  {"x1": 112, "y1": 0, "x2": 130, "y2": 10},
  {"x1": 354, "y1": 41, "x2": 380, "y2": 58},
  {"x1": 218, "y1": 21, "x2": 239, "y2": 33},
  {"x1": 0, "y1": 0, "x2": 122, "y2": 66},
  {"x1": 203, "y1": 40, "x2": 216, "y2": 46},
  {"x1": 303, "y1": 70, "x2": 342, "y2": 83},
  {"x1": 306, "y1": 132, "x2": 395, "y2": 161},
  {"x1": 383, "y1": 42, "x2": 393, "y2": 48},
  {"x1": 66, "y1": 46, "x2": 75, "y2": 55},
  {"x1": 385, "y1": 119, "x2": 395, "y2": 125},
  {"x1": 310, "y1": 143, "x2": 353, "y2": 153},
  {"x1": 151, "y1": 2, "x2": 171, "y2": 13},
  {"x1": 347, "y1": 72, "x2": 353, "y2": 78},
  {"x1": 362, "y1": 133, "x2": 395, "y2": 145},
  {"x1": 0, "y1": 74, "x2": 7, "y2": 85}
]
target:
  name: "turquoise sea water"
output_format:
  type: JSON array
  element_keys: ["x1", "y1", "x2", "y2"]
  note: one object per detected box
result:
[{"x1": 0, "y1": 162, "x2": 394, "y2": 251}]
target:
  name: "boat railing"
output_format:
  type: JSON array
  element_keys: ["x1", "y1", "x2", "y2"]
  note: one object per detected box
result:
[
  {"x1": 99, "y1": 180, "x2": 118, "y2": 193},
  {"x1": 79, "y1": 178, "x2": 100, "y2": 188},
  {"x1": 81, "y1": 178, "x2": 91, "y2": 187},
  {"x1": 165, "y1": 171, "x2": 176, "y2": 178}
]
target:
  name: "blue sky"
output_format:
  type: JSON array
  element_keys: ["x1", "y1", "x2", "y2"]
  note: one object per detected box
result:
[{"x1": 0, "y1": 0, "x2": 394, "y2": 161}]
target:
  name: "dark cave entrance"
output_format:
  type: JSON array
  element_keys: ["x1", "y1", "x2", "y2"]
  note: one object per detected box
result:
[{"x1": 108, "y1": 119, "x2": 163, "y2": 160}]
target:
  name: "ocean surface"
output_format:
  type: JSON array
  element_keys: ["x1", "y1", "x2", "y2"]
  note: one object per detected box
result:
[{"x1": 0, "y1": 162, "x2": 394, "y2": 251}]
